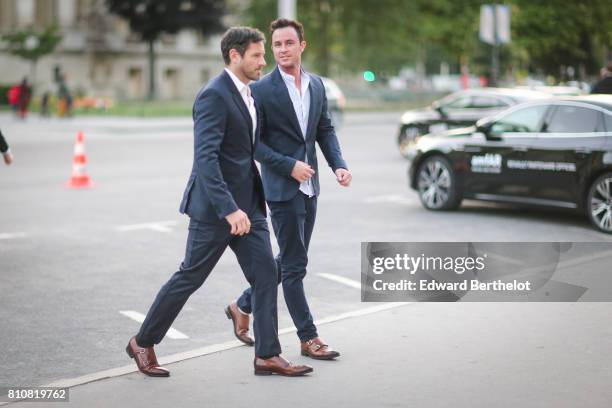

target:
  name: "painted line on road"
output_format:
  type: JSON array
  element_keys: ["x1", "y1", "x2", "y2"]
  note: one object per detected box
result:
[
  {"x1": 363, "y1": 194, "x2": 409, "y2": 205},
  {"x1": 317, "y1": 273, "x2": 361, "y2": 290},
  {"x1": 41, "y1": 302, "x2": 413, "y2": 391},
  {"x1": 116, "y1": 220, "x2": 178, "y2": 233},
  {"x1": 119, "y1": 311, "x2": 189, "y2": 340},
  {"x1": 0, "y1": 232, "x2": 27, "y2": 240}
]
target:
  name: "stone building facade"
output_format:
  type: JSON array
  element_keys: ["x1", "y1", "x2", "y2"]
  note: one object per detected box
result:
[{"x1": 0, "y1": 0, "x2": 225, "y2": 100}]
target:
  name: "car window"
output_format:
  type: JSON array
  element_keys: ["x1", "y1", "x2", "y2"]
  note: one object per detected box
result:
[
  {"x1": 490, "y1": 105, "x2": 549, "y2": 133},
  {"x1": 470, "y1": 96, "x2": 508, "y2": 109},
  {"x1": 546, "y1": 105, "x2": 600, "y2": 132},
  {"x1": 444, "y1": 96, "x2": 471, "y2": 109}
]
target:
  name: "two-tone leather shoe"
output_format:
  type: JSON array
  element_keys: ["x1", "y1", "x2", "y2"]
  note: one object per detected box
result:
[
  {"x1": 225, "y1": 302, "x2": 254, "y2": 346},
  {"x1": 253, "y1": 355, "x2": 313, "y2": 377},
  {"x1": 126, "y1": 336, "x2": 170, "y2": 377},
  {"x1": 301, "y1": 337, "x2": 340, "y2": 360}
]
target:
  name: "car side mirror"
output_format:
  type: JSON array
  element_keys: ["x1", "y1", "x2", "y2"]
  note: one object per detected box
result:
[
  {"x1": 432, "y1": 101, "x2": 447, "y2": 118},
  {"x1": 476, "y1": 120, "x2": 501, "y2": 141}
]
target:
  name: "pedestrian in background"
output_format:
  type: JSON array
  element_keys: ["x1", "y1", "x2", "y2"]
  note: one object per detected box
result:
[
  {"x1": 7, "y1": 85, "x2": 20, "y2": 116},
  {"x1": 40, "y1": 91, "x2": 51, "y2": 117},
  {"x1": 0, "y1": 129, "x2": 14, "y2": 165},
  {"x1": 17, "y1": 78, "x2": 32, "y2": 119},
  {"x1": 591, "y1": 62, "x2": 612, "y2": 94}
]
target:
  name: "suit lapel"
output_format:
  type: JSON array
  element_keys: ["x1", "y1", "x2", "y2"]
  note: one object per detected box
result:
[
  {"x1": 222, "y1": 71, "x2": 253, "y2": 144},
  {"x1": 304, "y1": 75, "x2": 320, "y2": 141},
  {"x1": 272, "y1": 67, "x2": 306, "y2": 142}
]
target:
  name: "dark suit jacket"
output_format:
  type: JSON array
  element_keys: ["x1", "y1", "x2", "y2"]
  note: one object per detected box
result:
[
  {"x1": 251, "y1": 67, "x2": 347, "y2": 202},
  {"x1": 179, "y1": 70, "x2": 266, "y2": 222}
]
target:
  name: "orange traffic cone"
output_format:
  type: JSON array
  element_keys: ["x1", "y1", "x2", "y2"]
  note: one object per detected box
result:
[{"x1": 66, "y1": 131, "x2": 93, "y2": 188}]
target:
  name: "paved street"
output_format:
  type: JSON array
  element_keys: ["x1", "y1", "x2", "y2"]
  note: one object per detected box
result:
[{"x1": 1, "y1": 111, "x2": 611, "y2": 404}]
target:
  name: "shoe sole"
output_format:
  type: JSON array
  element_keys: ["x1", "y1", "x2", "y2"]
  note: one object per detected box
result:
[
  {"x1": 225, "y1": 306, "x2": 255, "y2": 346},
  {"x1": 125, "y1": 343, "x2": 170, "y2": 377},
  {"x1": 254, "y1": 367, "x2": 314, "y2": 377},
  {"x1": 301, "y1": 350, "x2": 341, "y2": 360}
]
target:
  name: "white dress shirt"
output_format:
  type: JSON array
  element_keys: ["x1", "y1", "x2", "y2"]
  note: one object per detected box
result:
[
  {"x1": 279, "y1": 67, "x2": 314, "y2": 197},
  {"x1": 224, "y1": 68, "x2": 257, "y2": 141}
]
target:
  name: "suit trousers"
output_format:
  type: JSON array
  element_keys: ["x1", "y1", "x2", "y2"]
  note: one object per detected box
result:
[
  {"x1": 136, "y1": 209, "x2": 281, "y2": 358},
  {"x1": 237, "y1": 191, "x2": 318, "y2": 342}
]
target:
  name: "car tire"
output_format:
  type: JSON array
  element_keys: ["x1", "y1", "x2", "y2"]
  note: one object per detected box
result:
[
  {"x1": 586, "y1": 172, "x2": 612, "y2": 234},
  {"x1": 398, "y1": 125, "x2": 422, "y2": 158},
  {"x1": 416, "y1": 155, "x2": 462, "y2": 211}
]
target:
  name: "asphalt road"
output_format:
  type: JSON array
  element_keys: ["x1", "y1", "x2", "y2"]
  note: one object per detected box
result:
[{"x1": 1, "y1": 111, "x2": 611, "y2": 389}]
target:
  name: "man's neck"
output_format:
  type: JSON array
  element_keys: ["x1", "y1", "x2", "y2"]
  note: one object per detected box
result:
[
  {"x1": 227, "y1": 66, "x2": 249, "y2": 85},
  {"x1": 279, "y1": 64, "x2": 302, "y2": 89}
]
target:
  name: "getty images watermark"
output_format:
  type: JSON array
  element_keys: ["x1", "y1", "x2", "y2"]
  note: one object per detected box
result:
[{"x1": 361, "y1": 243, "x2": 612, "y2": 302}]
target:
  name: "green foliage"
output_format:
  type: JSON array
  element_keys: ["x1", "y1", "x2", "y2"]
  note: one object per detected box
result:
[
  {"x1": 106, "y1": 0, "x2": 226, "y2": 41},
  {"x1": 1, "y1": 26, "x2": 62, "y2": 62},
  {"x1": 244, "y1": 0, "x2": 612, "y2": 81}
]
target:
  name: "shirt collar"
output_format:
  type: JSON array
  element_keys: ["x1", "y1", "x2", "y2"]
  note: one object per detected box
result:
[
  {"x1": 278, "y1": 66, "x2": 309, "y2": 85},
  {"x1": 225, "y1": 68, "x2": 249, "y2": 94}
]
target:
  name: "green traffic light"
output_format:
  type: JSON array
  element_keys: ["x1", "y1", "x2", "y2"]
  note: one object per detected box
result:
[{"x1": 363, "y1": 70, "x2": 376, "y2": 82}]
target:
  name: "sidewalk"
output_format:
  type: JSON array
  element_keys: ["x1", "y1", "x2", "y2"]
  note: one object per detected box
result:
[{"x1": 7, "y1": 302, "x2": 612, "y2": 408}]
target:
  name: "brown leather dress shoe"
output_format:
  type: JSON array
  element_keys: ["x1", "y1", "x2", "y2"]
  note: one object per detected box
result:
[
  {"x1": 126, "y1": 336, "x2": 170, "y2": 377},
  {"x1": 225, "y1": 302, "x2": 254, "y2": 346},
  {"x1": 254, "y1": 355, "x2": 313, "y2": 377},
  {"x1": 301, "y1": 337, "x2": 340, "y2": 360}
]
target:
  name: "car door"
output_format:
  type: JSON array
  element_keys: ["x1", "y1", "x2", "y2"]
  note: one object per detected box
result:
[
  {"x1": 525, "y1": 103, "x2": 608, "y2": 205},
  {"x1": 462, "y1": 104, "x2": 550, "y2": 197}
]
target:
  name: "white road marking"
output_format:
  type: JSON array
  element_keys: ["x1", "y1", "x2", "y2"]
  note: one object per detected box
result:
[
  {"x1": 116, "y1": 220, "x2": 178, "y2": 233},
  {"x1": 119, "y1": 310, "x2": 189, "y2": 340},
  {"x1": 364, "y1": 194, "x2": 408, "y2": 205},
  {"x1": 317, "y1": 272, "x2": 362, "y2": 290},
  {"x1": 0, "y1": 232, "x2": 27, "y2": 240},
  {"x1": 42, "y1": 302, "x2": 412, "y2": 390}
]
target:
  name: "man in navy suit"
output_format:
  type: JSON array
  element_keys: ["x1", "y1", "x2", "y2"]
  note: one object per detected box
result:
[
  {"x1": 226, "y1": 19, "x2": 352, "y2": 360},
  {"x1": 126, "y1": 27, "x2": 312, "y2": 377}
]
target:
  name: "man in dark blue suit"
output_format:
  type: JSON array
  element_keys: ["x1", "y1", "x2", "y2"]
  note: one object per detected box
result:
[
  {"x1": 227, "y1": 19, "x2": 352, "y2": 361},
  {"x1": 126, "y1": 27, "x2": 312, "y2": 378}
]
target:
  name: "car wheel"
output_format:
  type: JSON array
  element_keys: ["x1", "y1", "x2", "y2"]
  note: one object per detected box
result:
[
  {"x1": 417, "y1": 155, "x2": 462, "y2": 210},
  {"x1": 587, "y1": 172, "x2": 612, "y2": 234},
  {"x1": 398, "y1": 125, "x2": 422, "y2": 158}
]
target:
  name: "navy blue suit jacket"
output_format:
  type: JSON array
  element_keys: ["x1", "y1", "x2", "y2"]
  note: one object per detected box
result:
[
  {"x1": 179, "y1": 71, "x2": 266, "y2": 222},
  {"x1": 251, "y1": 67, "x2": 347, "y2": 202}
]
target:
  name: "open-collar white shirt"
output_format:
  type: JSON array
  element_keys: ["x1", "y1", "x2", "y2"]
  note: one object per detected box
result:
[{"x1": 278, "y1": 66, "x2": 314, "y2": 197}]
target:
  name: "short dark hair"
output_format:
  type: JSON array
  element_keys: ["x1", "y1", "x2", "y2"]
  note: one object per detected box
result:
[
  {"x1": 220, "y1": 27, "x2": 265, "y2": 65},
  {"x1": 269, "y1": 18, "x2": 304, "y2": 42}
]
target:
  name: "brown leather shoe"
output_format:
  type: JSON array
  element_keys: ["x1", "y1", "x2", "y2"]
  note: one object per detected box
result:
[
  {"x1": 126, "y1": 336, "x2": 170, "y2": 377},
  {"x1": 301, "y1": 337, "x2": 340, "y2": 360},
  {"x1": 254, "y1": 355, "x2": 313, "y2": 377},
  {"x1": 225, "y1": 302, "x2": 254, "y2": 346}
]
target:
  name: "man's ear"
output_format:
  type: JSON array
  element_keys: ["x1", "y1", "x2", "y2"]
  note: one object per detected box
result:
[
  {"x1": 229, "y1": 48, "x2": 241, "y2": 64},
  {"x1": 300, "y1": 41, "x2": 307, "y2": 52}
]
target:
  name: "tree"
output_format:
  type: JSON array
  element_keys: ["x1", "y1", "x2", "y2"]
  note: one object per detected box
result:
[
  {"x1": 106, "y1": 0, "x2": 226, "y2": 100},
  {"x1": 1, "y1": 26, "x2": 62, "y2": 92}
]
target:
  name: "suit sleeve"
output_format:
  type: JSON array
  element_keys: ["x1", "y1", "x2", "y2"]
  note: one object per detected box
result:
[
  {"x1": 315, "y1": 78, "x2": 347, "y2": 172},
  {"x1": 254, "y1": 97, "x2": 297, "y2": 177},
  {"x1": 0, "y1": 129, "x2": 8, "y2": 153},
  {"x1": 193, "y1": 89, "x2": 239, "y2": 219}
]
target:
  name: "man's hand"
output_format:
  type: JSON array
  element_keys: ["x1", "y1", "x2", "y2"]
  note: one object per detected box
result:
[
  {"x1": 225, "y1": 209, "x2": 251, "y2": 236},
  {"x1": 335, "y1": 168, "x2": 352, "y2": 187},
  {"x1": 291, "y1": 161, "x2": 315, "y2": 183},
  {"x1": 2, "y1": 151, "x2": 13, "y2": 166}
]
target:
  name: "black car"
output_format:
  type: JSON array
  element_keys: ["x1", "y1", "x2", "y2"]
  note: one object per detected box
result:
[
  {"x1": 408, "y1": 95, "x2": 612, "y2": 233},
  {"x1": 397, "y1": 88, "x2": 548, "y2": 157}
]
